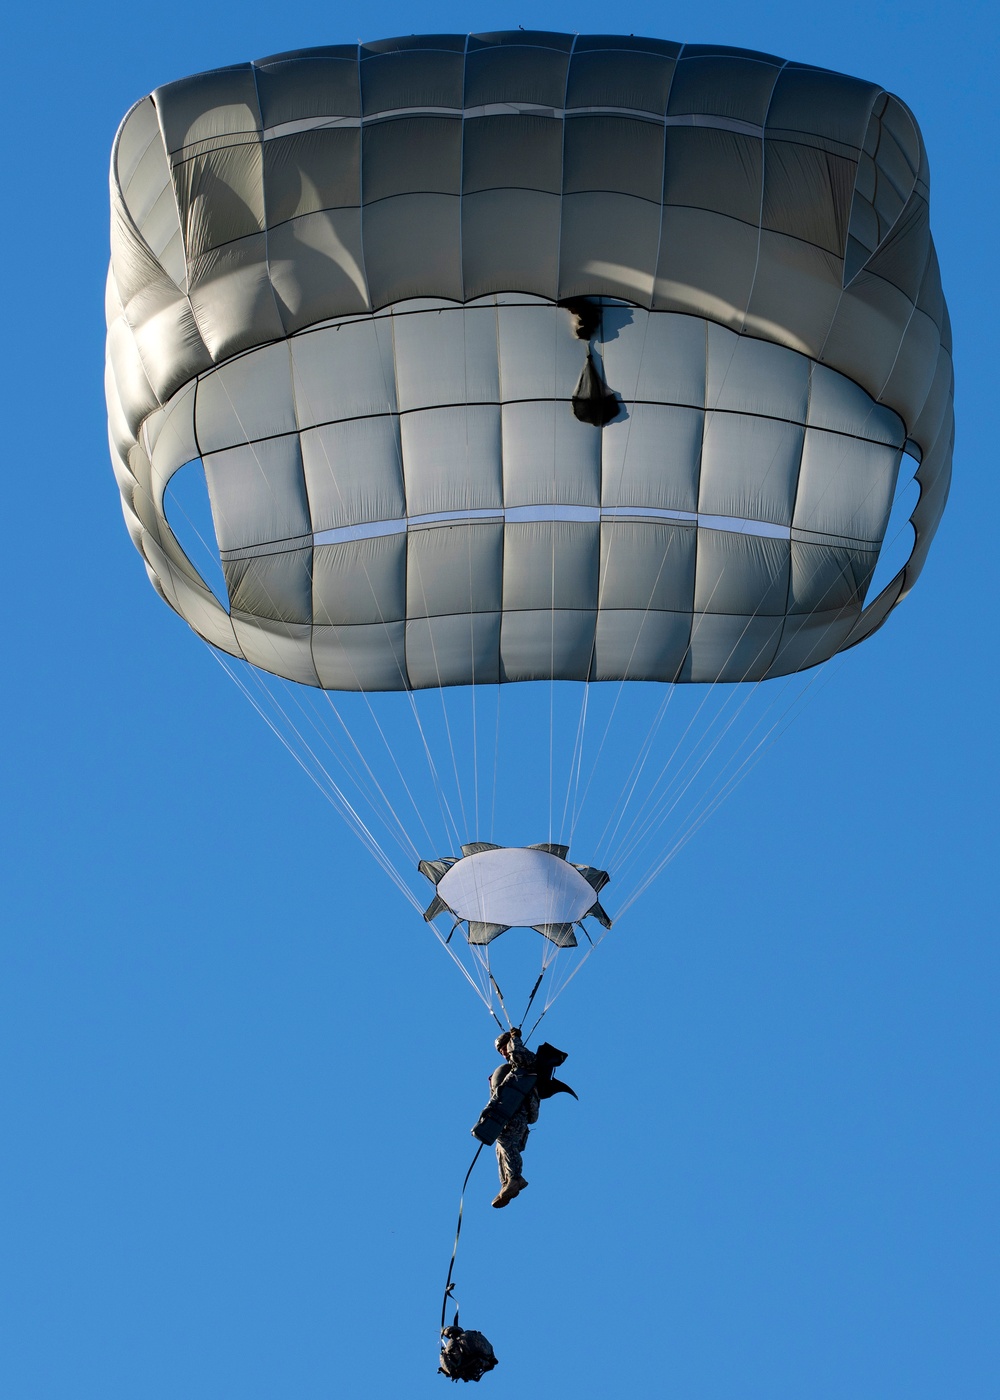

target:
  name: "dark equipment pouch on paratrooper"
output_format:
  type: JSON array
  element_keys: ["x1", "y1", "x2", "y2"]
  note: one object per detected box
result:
[
  {"x1": 470, "y1": 1068, "x2": 537, "y2": 1146},
  {"x1": 534, "y1": 1042, "x2": 578, "y2": 1101}
]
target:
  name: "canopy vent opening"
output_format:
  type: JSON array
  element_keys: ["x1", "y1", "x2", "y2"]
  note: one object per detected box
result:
[
  {"x1": 865, "y1": 449, "x2": 921, "y2": 606},
  {"x1": 559, "y1": 296, "x2": 602, "y2": 341},
  {"x1": 163, "y1": 459, "x2": 228, "y2": 607}
]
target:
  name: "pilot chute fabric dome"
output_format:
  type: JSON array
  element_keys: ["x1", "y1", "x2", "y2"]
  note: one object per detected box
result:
[{"x1": 106, "y1": 32, "x2": 952, "y2": 689}]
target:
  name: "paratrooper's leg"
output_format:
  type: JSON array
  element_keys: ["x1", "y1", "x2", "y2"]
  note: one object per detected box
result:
[{"x1": 492, "y1": 1116, "x2": 529, "y2": 1207}]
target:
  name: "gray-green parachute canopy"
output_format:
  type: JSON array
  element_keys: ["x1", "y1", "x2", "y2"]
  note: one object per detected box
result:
[{"x1": 106, "y1": 32, "x2": 953, "y2": 691}]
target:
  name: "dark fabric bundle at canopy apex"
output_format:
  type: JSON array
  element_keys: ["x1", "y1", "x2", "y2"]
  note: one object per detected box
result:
[{"x1": 571, "y1": 351, "x2": 620, "y2": 426}]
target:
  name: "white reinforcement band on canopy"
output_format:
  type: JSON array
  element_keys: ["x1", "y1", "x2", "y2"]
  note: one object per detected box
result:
[
  {"x1": 310, "y1": 505, "x2": 794, "y2": 549},
  {"x1": 437, "y1": 848, "x2": 598, "y2": 927}
]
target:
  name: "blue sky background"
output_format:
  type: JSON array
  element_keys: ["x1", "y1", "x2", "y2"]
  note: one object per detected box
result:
[{"x1": 2, "y1": 2, "x2": 997, "y2": 1396}]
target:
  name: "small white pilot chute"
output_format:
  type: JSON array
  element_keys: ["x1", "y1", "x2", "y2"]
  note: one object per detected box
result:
[{"x1": 419, "y1": 843, "x2": 611, "y2": 948}]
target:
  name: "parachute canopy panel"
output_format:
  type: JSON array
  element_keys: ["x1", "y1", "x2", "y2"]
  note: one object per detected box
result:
[{"x1": 107, "y1": 33, "x2": 952, "y2": 691}]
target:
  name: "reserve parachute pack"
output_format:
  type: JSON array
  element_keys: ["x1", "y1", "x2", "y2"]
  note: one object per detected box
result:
[{"x1": 471, "y1": 1042, "x2": 576, "y2": 1145}]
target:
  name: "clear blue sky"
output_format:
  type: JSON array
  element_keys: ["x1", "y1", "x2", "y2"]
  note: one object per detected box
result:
[{"x1": 2, "y1": 2, "x2": 997, "y2": 1397}]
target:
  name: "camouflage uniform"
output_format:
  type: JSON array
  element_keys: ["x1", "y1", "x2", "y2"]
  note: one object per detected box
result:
[{"x1": 491, "y1": 1038, "x2": 539, "y2": 1192}]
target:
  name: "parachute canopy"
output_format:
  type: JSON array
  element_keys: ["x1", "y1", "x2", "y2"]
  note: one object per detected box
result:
[{"x1": 106, "y1": 33, "x2": 952, "y2": 691}]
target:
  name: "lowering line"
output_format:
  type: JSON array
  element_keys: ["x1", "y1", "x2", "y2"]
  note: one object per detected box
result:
[{"x1": 440, "y1": 1143, "x2": 485, "y2": 1332}]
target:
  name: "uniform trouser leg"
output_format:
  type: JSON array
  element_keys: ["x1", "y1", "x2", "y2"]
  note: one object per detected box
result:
[{"x1": 495, "y1": 1122, "x2": 528, "y2": 1187}]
